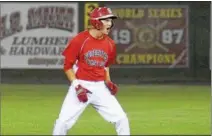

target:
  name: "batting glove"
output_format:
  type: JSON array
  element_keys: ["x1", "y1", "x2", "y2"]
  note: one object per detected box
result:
[
  {"x1": 105, "y1": 81, "x2": 118, "y2": 95},
  {"x1": 72, "y1": 80, "x2": 90, "y2": 103}
]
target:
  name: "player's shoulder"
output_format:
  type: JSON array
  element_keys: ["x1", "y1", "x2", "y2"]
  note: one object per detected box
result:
[
  {"x1": 105, "y1": 36, "x2": 116, "y2": 45},
  {"x1": 71, "y1": 30, "x2": 90, "y2": 43}
]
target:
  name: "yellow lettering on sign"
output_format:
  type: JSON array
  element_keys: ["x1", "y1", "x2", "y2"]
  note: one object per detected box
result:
[
  {"x1": 112, "y1": 8, "x2": 144, "y2": 19},
  {"x1": 84, "y1": 3, "x2": 99, "y2": 29},
  {"x1": 116, "y1": 54, "x2": 176, "y2": 64},
  {"x1": 148, "y1": 8, "x2": 182, "y2": 18},
  {"x1": 137, "y1": 54, "x2": 146, "y2": 63}
]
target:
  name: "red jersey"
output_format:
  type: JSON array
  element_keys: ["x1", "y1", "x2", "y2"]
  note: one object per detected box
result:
[{"x1": 62, "y1": 30, "x2": 116, "y2": 81}]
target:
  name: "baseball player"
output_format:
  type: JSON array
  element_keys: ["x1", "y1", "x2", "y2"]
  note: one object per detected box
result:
[{"x1": 52, "y1": 7, "x2": 130, "y2": 135}]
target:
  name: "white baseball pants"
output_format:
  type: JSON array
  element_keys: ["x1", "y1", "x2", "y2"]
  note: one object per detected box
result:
[{"x1": 52, "y1": 80, "x2": 130, "y2": 135}]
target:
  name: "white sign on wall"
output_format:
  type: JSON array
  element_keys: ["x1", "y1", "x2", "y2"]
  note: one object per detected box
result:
[{"x1": 0, "y1": 3, "x2": 79, "y2": 69}]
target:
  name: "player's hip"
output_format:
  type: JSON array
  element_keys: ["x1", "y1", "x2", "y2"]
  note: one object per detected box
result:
[{"x1": 78, "y1": 79, "x2": 105, "y2": 86}]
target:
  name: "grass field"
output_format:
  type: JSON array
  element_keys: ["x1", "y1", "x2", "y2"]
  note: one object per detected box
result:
[{"x1": 1, "y1": 84, "x2": 210, "y2": 135}]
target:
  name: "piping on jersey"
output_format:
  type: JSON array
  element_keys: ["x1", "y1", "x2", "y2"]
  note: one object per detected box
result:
[
  {"x1": 73, "y1": 37, "x2": 90, "y2": 72},
  {"x1": 73, "y1": 37, "x2": 89, "y2": 73},
  {"x1": 80, "y1": 37, "x2": 90, "y2": 53},
  {"x1": 80, "y1": 37, "x2": 113, "y2": 54}
]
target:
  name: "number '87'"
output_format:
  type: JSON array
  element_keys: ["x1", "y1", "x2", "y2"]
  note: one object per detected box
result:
[{"x1": 111, "y1": 29, "x2": 184, "y2": 45}]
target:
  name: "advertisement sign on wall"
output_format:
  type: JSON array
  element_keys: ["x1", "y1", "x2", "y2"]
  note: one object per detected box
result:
[{"x1": 0, "y1": 3, "x2": 79, "y2": 69}]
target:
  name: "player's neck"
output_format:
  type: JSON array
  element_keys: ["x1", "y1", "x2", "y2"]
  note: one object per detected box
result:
[{"x1": 88, "y1": 29, "x2": 104, "y2": 40}]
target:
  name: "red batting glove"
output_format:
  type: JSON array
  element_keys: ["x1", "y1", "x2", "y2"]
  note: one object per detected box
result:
[
  {"x1": 75, "y1": 85, "x2": 89, "y2": 103},
  {"x1": 105, "y1": 81, "x2": 118, "y2": 95},
  {"x1": 72, "y1": 80, "x2": 91, "y2": 103}
]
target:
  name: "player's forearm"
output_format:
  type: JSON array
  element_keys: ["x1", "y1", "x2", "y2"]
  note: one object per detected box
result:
[
  {"x1": 105, "y1": 67, "x2": 111, "y2": 81},
  {"x1": 64, "y1": 57, "x2": 77, "y2": 83},
  {"x1": 65, "y1": 69, "x2": 76, "y2": 82},
  {"x1": 65, "y1": 69, "x2": 82, "y2": 88}
]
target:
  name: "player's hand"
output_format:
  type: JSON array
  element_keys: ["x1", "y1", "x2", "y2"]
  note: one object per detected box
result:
[
  {"x1": 72, "y1": 80, "x2": 91, "y2": 103},
  {"x1": 105, "y1": 81, "x2": 118, "y2": 95},
  {"x1": 75, "y1": 85, "x2": 90, "y2": 103}
]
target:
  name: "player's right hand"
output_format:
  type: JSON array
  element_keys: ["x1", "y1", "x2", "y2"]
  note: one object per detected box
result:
[
  {"x1": 105, "y1": 81, "x2": 118, "y2": 95},
  {"x1": 75, "y1": 84, "x2": 90, "y2": 103}
]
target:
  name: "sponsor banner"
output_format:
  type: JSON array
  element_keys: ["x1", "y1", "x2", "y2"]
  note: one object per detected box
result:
[
  {"x1": 106, "y1": 5, "x2": 189, "y2": 68},
  {"x1": 84, "y1": 2, "x2": 99, "y2": 29},
  {"x1": 0, "y1": 3, "x2": 78, "y2": 69}
]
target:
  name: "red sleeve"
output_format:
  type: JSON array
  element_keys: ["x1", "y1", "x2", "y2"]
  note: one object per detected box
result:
[
  {"x1": 62, "y1": 37, "x2": 81, "y2": 71},
  {"x1": 105, "y1": 41, "x2": 117, "y2": 67}
]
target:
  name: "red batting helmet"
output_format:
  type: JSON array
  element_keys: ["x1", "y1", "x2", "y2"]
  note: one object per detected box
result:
[{"x1": 89, "y1": 7, "x2": 117, "y2": 29}]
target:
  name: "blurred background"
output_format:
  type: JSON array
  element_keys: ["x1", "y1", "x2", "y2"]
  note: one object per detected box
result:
[
  {"x1": 1, "y1": 1, "x2": 211, "y2": 85},
  {"x1": 0, "y1": 1, "x2": 211, "y2": 135}
]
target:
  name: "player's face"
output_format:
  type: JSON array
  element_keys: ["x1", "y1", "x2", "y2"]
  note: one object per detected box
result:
[{"x1": 100, "y1": 18, "x2": 113, "y2": 35}]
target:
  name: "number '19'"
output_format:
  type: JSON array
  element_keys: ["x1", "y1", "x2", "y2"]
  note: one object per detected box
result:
[{"x1": 112, "y1": 29, "x2": 131, "y2": 44}]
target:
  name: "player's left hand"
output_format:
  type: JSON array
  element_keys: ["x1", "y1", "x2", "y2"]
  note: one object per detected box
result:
[{"x1": 105, "y1": 81, "x2": 118, "y2": 95}]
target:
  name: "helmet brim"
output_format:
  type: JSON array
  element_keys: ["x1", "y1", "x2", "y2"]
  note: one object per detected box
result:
[{"x1": 93, "y1": 14, "x2": 118, "y2": 20}]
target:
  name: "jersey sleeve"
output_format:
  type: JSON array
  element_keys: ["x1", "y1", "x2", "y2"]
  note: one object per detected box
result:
[
  {"x1": 62, "y1": 37, "x2": 81, "y2": 64},
  {"x1": 105, "y1": 40, "x2": 117, "y2": 67},
  {"x1": 62, "y1": 36, "x2": 82, "y2": 71}
]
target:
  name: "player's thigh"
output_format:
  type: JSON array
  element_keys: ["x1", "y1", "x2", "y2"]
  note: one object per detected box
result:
[
  {"x1": 57, "y1": 85, "x2": 90, "y2": 122},
  {"x1": 91, "y1": 86, "x2": 127, "y2": 123}
]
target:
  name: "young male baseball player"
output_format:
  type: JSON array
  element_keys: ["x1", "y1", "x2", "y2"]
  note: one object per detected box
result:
[{"x1": 52, "y1": 7, "x2": 130, "y2": 135}]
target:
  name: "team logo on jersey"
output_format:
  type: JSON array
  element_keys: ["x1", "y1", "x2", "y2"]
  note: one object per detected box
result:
[{"x1": 84, "y1": 49, "x2": 108, "y2": 67}]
